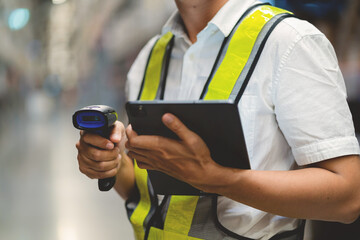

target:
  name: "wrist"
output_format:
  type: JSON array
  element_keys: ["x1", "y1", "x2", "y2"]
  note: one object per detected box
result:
[
  {"x1": 114, "y1": 153, "x2": 136, "y2": 199},
  {"x1": 193, "y1": 163, "x2": 244, "y2": 194}
]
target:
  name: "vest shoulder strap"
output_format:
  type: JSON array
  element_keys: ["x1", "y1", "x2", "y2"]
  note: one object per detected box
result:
[
  {"x1": 204, "y1": 5, "x2": 292, "y2": 101},
  {"x1": 138, "y1": 32, "x2": 174, "y2": 100}
]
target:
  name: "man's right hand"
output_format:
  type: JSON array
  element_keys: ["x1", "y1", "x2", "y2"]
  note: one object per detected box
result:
[
  {"x1": 75, "y1": 121, "x2": 124, "y2": 181},
  {"x1": 75, "y1": 120, "x2": 136, "y2": 199}
]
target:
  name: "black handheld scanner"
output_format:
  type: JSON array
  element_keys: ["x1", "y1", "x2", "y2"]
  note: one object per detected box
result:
[{"x1": 72, "y1": 105, "x2": 118, "y2": 191}]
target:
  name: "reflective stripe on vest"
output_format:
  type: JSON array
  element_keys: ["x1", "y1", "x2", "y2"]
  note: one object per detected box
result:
[
  {"x1": 204, "y1": 6, "x2": 290, "y2": 100},
  {"x1": 139, "y1": 31, "x2": 174, "y2": 101},
  {"x1": 128, "y1": 4, "x2": 292, "y2": 240},
  {"x1": 130, "y1": 161, "x2": 152, "y2": 240},
  {"x1": 148, "y1": 196, "x2": 201, "y2": 240}
]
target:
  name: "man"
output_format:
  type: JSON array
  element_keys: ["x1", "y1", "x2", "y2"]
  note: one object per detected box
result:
[{"x1": 75, "y1": 0, "x2": 360, "y2": 239}]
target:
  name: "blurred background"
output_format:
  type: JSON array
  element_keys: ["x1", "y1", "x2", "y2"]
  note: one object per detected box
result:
[{"x1": 0, "y1": 0, "x2": 358, "y2": 240}]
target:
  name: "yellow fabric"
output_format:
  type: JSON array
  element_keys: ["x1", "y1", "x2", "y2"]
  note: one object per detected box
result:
[
  {"x1": 130, "y1": 161, "x2": 151, "y2": 240},
  {"x1": 140, "y1": 32, "x2": 174, "y2": 101},
  {"x1": 130, "y1": 32, "x2": 174, "y2": 240},
  {"x1": 163, "y1": 196, "x2": 200, "y2": 235},
  {"x1": 148, "y1": 227, "x2": 203, "y2": 240},
  {"x1": 204, "y1": 6, "x2": 291, "y2": 100}
]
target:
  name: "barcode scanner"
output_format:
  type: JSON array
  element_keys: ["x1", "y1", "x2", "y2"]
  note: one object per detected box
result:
[{"x1": 72, "y1": 105, "x2": 118, "y2": 191}]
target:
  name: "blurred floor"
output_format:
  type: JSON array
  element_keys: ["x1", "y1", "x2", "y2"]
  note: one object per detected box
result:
[
  {"x1": 0, "y1": 94, "x2": 134, "y2": 240},
  {"x1": 0, "y1": 1, "x2": 175, "y2": 239}
]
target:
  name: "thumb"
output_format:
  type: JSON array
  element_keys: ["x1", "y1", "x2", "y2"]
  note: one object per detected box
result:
[
  {"x1": 125, "y1": 124, "x2": 138, "y2": 140},
  {"x1": 162, "y1": 113, "x2": 195, "y2": 141},
  {"x1": 109, "y1": 121, "x2": 124, "y2": 144}
]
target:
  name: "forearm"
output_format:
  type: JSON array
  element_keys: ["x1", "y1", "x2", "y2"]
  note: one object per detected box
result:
[
  {"x1": 199, "y1": 156, "x2": 360, "y2": 224},
  {"x1": 113, "y1": 152, "x2": 136, "y2": 200}
]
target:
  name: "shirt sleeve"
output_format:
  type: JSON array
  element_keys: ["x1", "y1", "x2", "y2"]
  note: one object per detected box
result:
[
  {"x1": 273, "y1": 33, "x2": 360, "y2": 166},
  {"x1": 126, "y1": 36, "x2": 159, "y2": 101}
]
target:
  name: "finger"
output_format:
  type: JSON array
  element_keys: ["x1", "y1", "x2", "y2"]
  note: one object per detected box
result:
[
  {"x1": 126, "y1": 125, "x2": 153, "y2": 149},
  {"x1": 78, "y1": 151, "x2": 120, "y2": 171},
  {"x1": 126, "y1": 123, "x2": 178, "y2": 151},
  {"x1": 128, "y1": 151, "x2": 154, "y2": 170},
  {"x1": 126, "y1": 124, "x2": 138, "y2": 140},
  {"x1": 126, "y1": 134, "x2": 172, "y2": 151},
  {"x1": 79, "y1": 164, "x2": 119, "y2": 179},
  {"x1": 78, "y1": 153, "x2": 120, "y2": 177},
  {"x1": 162, "y1": 113, "x2": 197, "y2": 143},
  {"x1": 90, "y1": 159, "x2": 120, "y2": 173},
  {"x1": 127, "y1": 145, "x2": 154, "y2": 162},
  {"x1": 78, "y1": 139, "x2": 120, "y2": 161},
  {"x1": 81, "y1": 131, "x2": 115, "y2": 150},
  {"x1": 136, "y1": 161, "x2": 154, "y2": 170},
  {"x1": 109, "y1": 121, "x2": 125, "y2": 144},
  {"x1": 127, "y1": 149, "x2": 151, "y2": 163}
]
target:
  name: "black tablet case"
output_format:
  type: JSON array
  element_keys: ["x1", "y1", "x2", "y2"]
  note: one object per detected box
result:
[{"x1": 126, "y1": 100, "x2": 250, "y2": 195}]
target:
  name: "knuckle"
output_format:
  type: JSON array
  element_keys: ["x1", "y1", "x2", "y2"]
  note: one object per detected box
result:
[
  {"x1": 153, "y1": 136, "x2": 163, "y2": 147},
  {"x1": 90, "y1": 149, "x2": 102, "y2": 161},
  {"x1": 79, "y1": 166, "x2": 87, "y2": 175},
  {"x1": 101, "y1": 138, "x2": 110, "y2": 148},
  {"x1": 186, "y1": 136, "x2": 198, "y2": 146},
  {"x1": 93, "y1": 172, "x2": 102, "y2": 179},
  {"x1": 111, "y1": 158, "x2": 119, "y2": 168},
  {"x1": 77, "y1": 154, "x2": 82, "y2": 163},
  {"x1": 109, "y1": 168, "x2": 118, "y2": 177},
  {"x1": 171, "y1": 121, "x2": 182, "y2": 131},
  {"x1": 101, "y1": 169, "x2": 117, "y2": 178},
  {"x1": 82, "y1": 133, "x2": 90, "y2": 143},
  {"x1": 111, "y1": 147, "x2": 120, "y2": 156},
  {"x1": 116, "y1": 159, "x2": 121, "y2": 169},
  {"x1": 97, "y1": 161, "x2": 108, "y2": 171},
  {"x1": 88, "y1": 174, "x2": 96, "y2": 180}
]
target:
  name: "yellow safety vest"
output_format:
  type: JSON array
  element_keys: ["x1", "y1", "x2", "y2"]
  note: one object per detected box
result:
[{"x1": 126, "y1": 4, "x2": 294, "y2": 240}]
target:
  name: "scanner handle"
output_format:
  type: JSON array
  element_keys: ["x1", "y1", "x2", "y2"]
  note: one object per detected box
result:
[{"x1": 97, "y1": 128, "x2": 116, "y2": 192}]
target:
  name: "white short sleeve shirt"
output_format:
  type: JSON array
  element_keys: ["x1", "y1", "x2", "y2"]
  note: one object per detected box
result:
[{"x1": 126, "y1": 0, "x2": 360, "y2": 239}]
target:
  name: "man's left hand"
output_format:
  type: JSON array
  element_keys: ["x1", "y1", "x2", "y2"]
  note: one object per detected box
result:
[{"x1": 125, "y1": 113, "x2": 220, "y2": 189}]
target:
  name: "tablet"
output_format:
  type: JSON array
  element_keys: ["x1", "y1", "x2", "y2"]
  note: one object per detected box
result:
[{"x1": 125, "y1": 100, "x2": 250, "y2": 195}]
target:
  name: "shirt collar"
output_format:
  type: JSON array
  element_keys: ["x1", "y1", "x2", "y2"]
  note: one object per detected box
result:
[
  {"x1": 162, "y1": 11, "x2": 188, "y2": 39},
  {"x1": 161, "y1": 0, "x2": 260, "y2": 39}
]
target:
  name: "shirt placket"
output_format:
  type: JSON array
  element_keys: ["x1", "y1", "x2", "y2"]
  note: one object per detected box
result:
[
  {"x1": 179, "y1": 27, "x2": 217, "y2": 100},
  {"x1": 179, "y1": 44, "x2": 198, "y2": 100}
]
